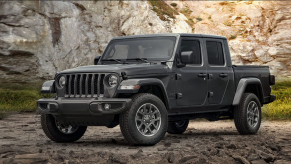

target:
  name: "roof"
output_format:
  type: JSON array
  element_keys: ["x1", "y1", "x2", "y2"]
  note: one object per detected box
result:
[{"x1": 112, "y1": 33, "x2": 227, "y2": 40}]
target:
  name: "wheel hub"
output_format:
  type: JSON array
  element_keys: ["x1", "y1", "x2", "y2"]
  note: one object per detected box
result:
[
  {"x1": 55, "y1": 120, "x2": 79, "y2": 134},
  {"x1": 247, "y1": 101, "x2": 259, "y2": 127},
  {"x1": 135, "y1": 103, "x2": 161, "y2": 136}
]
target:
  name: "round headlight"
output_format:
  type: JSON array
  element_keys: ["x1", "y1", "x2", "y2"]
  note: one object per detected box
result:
[
  {"x1": 58, "y1": 76, "x2": 66, "y2": 88},
  {"x1": 108, "y1": 75, "x2": 118, "y2": 87}
]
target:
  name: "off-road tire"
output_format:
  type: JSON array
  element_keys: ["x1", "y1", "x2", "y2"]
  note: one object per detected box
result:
[
  {"x1": 234, "y1": 93, "x2": 261, "y2": 135},
  {"x1": 167, "y1": 120, "x2": 189, "y2": 134},
  {"x1": 119, "y1": 93, "x2": 168, "y2": 145},
  {"x1": 41, "y1": 114, "x2": 87, "y2": 142}
]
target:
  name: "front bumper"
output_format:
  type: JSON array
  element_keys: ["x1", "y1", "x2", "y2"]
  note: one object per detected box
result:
[{"x1": 37, "y1": 97, "x2": 132, "y2": 116}]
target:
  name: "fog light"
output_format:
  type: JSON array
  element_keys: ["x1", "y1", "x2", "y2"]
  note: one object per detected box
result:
[{"x1": 104, "y1": 104, "x2": 111, "y2": 110}]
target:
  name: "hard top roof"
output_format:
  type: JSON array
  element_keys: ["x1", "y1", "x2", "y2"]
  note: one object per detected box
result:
[{"x1": 112, "y1": 33, "x2": 227, "y2": 40}]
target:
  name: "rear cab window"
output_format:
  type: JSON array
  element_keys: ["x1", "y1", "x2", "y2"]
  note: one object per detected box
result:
[{"x1": 206, "y1": 41, "x2": 225, "y2": 66}]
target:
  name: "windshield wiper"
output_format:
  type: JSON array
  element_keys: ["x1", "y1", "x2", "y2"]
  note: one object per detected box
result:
[
  {"x1": 126, "y1": 58, "x2": 149, "y2": 63},
  {"x1": 102, "y1": 59, "x2": 123, "y2": 64}
]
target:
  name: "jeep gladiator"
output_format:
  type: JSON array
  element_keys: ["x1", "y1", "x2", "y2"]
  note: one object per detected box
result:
[{"x1": 38, "y1": 33, "x2": 276, "y2": 145}]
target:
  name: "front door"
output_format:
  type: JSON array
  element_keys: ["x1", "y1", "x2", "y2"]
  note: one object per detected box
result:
[
  {"x1": 176, "y1": 38, "x2": 208, "y2": 106},
  {"x1": 204, "y1": 39, "x2": 230, "y2": 104}
]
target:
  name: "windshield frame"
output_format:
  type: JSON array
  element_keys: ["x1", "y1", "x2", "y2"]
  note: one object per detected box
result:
[{"x1": 99, "y1": 36, "x2": 178, "y2": 64}]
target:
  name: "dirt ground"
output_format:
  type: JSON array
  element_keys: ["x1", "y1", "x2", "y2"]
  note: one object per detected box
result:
[{"x1": 0, "y1": 113, "x2": 290, "y2": 164}]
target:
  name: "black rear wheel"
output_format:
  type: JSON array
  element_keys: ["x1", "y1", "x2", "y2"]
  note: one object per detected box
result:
[
  {"x1": 41, "y1": 114, "x2": 87, "y2": 142},
  {"x1": 234, "y1": 93, "x2": 261, "y2": 135},
  {"x1": 167, "y1": 120, "x2": 189, "y2": 134}
]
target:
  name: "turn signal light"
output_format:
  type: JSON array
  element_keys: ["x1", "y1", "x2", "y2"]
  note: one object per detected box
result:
[{"x1": 120, "y1": 85, "x2": 140, "y2": 90}]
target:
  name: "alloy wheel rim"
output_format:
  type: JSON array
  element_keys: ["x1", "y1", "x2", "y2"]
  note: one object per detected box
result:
[
  {"x1": 247, "y1": 101, "x2": 260, "y2": 127},
  {"x1": 55, "y1": 120, "x2": 79, "y2": 134},
  {"x1": 135, "y1": 103, "x2": 161, "y2": 137}
]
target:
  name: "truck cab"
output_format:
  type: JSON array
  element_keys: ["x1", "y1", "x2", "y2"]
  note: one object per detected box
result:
[{"x1": 38, "y1": 34, "x2": 276, "y2": 145}]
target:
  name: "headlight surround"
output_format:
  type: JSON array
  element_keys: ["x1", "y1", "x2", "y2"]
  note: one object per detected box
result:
[
  {"x1": 58, "y1": 76, "x2": 66, "y2": 88},
  {"x1": 108, "y1": 74, "x2": 118, "y2": 87}
]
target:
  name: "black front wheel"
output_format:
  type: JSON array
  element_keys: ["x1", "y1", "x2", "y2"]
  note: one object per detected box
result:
[
  {"x1": 167, "y1": 120, "x2": 189, "y2": 134},
  {"x1": 41, "y1": 114, "x2": 87, "y2": 142},
  {"x1": 119, "y1": 93, "x2": 168, "y2": 145}
]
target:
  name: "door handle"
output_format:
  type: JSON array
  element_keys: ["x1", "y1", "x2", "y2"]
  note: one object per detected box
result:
[
  {"x1": 219, "y1": 73, "x2": 228, "y2": 78},
  {"x1": 198, "y1": 73, "x2": 207, "y2": 78}
]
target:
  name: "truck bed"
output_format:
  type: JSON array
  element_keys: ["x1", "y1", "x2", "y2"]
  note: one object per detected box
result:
[{"x1": 232, "y1": 65, "x2": 271, "y2": 100}]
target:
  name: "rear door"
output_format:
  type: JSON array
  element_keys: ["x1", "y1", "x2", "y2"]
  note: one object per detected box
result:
[
  {"x1": 204, "y1": 39, "x2": 230, "y2": 104},
  {"x1": 176, "y1": 37, "x2": 208, "y2": 106}
]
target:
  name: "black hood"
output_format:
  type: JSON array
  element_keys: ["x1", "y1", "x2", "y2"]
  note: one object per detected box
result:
[{"x1": 59, "y1": 63, "x2": 169, "y2": 76}]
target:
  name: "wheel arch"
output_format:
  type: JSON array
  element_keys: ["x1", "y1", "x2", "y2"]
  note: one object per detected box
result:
[
  {"x1": 232, "y1": 78, "x2": 264, "y2": 106},
  {"x1": 117, "y1": 78, "x2": 169, "y2": 110}
]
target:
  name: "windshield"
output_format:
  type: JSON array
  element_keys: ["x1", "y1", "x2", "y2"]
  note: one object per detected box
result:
[{"x1": 102, "y1": 37, "x2": 176, "y2": 62}]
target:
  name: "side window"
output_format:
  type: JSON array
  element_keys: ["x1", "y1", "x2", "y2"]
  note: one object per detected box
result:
[
  {"x1": 206, "y1": 41, "x2": 224, "y2": 66},
  {"x1": 180, "y1": 40, "x2": 202, "y2": 64}
]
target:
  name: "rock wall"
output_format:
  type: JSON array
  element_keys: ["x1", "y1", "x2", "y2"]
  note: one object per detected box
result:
[
  {"x1": 1, "y1": 1, "x2": 291, "y2": 84},
  {"x1": 166, "y1": 1, "x2": 291, "y2": 78},
  {"x1": 0, "y1": 1, "x2": 191, "y2": 84}
]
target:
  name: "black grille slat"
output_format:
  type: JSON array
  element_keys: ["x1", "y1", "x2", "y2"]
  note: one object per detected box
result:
[
  {"x1": 71, "y1": 75, "x2": 75, "y2": 96},
  {"x1": 85, "y1": 74, "x2": 89, "y2": 97},
  {"x1": 82, "y1": 74, "x2": 87, "y2": 97},
  {"x1": 91, "y1": 74, "x2": 95, "y2": 97},
  {"x1": 76, "y1": 75, "x2": 81, "y2": 95},
  {"x1": 68, "y1": 75, "x2": 72, "y2": 97},
  {"x1": 79, "y1": 74, "x2": 84, "y2": 97},
  {"x1": 97, "y1": 74, "x2": 101, "y2": 96},
  {"x1": 100, "y1": 74, "x2": 105, "y2": 95},
  {"x1": 63, "y1": 73, "x2": 104, "y2": 98},
  {"x1": 94, "y1": 74, "x2": 99, "y2": 97},
  {"x1": 74, "y1": 75, "x2": 78, "y2": 97},
  {"x1": 87, "y1": 74, "x2": 93, "y2": 96}
]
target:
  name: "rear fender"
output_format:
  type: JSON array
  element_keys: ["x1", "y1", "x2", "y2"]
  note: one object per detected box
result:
[{"x1": 232, "y1": 78, "x2": 264, "y2": 105}]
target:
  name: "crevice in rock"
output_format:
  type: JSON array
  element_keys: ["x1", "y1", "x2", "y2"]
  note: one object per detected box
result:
[
  {"x1": 48, "y1": 17, "x2": 61, "y2": 47},
  {"x1": 0, "y1": 50, "x2": 34, "y2": 56},
  {"x1": 72, "y1": 3, "x2": 86, "y2": 11},
  {"x1": 0, "y1": 22, "x2": 23, "y2": 28}
]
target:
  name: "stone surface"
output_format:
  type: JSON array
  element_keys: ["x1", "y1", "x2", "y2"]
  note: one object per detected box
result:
[
  {"x1": 166, "y1": 1, "x2": 291, "y2": 78},
  {"x1": 1, "y1": 1, "x2": 291, "y2": 84},
  {"x1": 0, "y1": 1, "x2": 191, "y2": 84},
  {"x1": 0, "y1": 113, "x2": 291, "y2": 163}
]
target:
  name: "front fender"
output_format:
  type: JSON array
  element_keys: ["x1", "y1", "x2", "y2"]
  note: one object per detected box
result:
[
  {"x1": 232, "y1": 78, "x2": 264, "y2": 105},
  {"x1": 40, "y1": 80, "x2": 56, "y2": 94},
  {"x1": 117, "y1": 78, "x2": 169, "y2": 109}
]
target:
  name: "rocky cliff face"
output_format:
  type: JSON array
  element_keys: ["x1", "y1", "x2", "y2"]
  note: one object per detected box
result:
[
  {"x1": 0, "y1": 1, "x2": 290, "y2": 84},
  {"x1": 166, "y1": 1, "x2": 291, "y2": 78},
  {"x1": 0, "y1": 1, "x2": 191, "y2": 84}
]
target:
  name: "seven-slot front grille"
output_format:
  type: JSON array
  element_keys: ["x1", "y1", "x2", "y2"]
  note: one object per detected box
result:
[{"x1": 64, "y1": 74, "x2": 105, "y2": 98}]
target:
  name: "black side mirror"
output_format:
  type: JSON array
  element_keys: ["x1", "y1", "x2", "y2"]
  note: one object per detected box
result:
[
  {"x1": 181, "y1": 51, "x2": 193, "y2": 64},
  {"x1": 94, "y1": 56, "x2": 101, "y2": 65}
]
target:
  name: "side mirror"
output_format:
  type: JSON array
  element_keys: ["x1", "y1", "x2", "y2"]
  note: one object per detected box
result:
[
  {"x1": 181, "y1": 51, "x2": 193, "y2": 64},
  {"x1": 94, "y1": 56, "x2": 101, "y2": 65}
]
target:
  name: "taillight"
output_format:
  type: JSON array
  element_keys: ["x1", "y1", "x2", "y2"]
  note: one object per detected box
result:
[{"x1": 269, "y1": 75, "x2": 275, "y2": 85}]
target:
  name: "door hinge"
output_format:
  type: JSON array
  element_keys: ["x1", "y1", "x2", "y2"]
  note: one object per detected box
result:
[
  {"x1": 175, "y1": 74, "x2": 182, "y2": 80},
  {"x1": 176, "y1": 93, "x2": 182, "y2": 99}
]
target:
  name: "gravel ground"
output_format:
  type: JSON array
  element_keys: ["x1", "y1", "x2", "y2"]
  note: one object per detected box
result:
[{"x1": 0, "y1": 113, "x2": 290, "y2": 164}]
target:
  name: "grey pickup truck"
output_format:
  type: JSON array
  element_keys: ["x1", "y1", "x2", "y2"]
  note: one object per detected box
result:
[{"x1": 38, "y1": 33, "x2": 276, "y2": 145}]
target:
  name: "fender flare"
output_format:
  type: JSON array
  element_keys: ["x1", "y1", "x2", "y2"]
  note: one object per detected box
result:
[
  {"x1": 117, "y1": 78, "x2": 169, "y2": 109},
  {"x1": 232, "y1": 78, "x2": 264, "y2": 105},
  {"x1": 40, "y1": 80, "x2": 56, "y2": 94}
]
